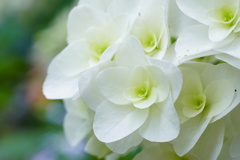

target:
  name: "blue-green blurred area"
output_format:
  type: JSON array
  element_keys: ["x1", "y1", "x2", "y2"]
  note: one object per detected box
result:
[{"x1": 0, "y1": 0, "x2": 101, "y2": 159}]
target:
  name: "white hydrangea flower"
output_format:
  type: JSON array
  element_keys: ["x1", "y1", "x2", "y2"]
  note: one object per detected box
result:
[
  {"x1": 42, "y1": 0, "x2": 240, "y2": 158},
  {"x1": 130, "y1": 0, "x2": 169, "y2": 58},
  {"x1": 167, "y1": 0, "x2": 198, "y2": 39},
  {"x1": 218, "y1": 104, "x2": 240, "y2": 160},
  {"x1": 105, "y1": 131, "x2": 143, "y2": 154},
  {"x1": 134, "y1": 120, "x2": 224, "y2": 160},
  {"x1": 63, "y1": 98, "x2": 112, "y2": 158},
  {"x1": 63, "y1": 97, "x2": 143, "y2": 155},
  {"x1": 215, "y1": 53, "x2": 240, "y2": 69},
  {"x1": 84, "y1": 135, "x2": 111, "y2": 158},
  {"x1": 43, "y1": 0, "x2": 142, "y2": 99},
  {"x1": 173, "y1": 62, "x2": 240, "y2": 156},
  {"x1": 175, "y1": 0, "x2": 240, "y2": 69},
  {"x1": 68, "y1": 0, "x2": 143, "y2": 43},
  {"x1": 63, "y1": 98, "x2": 92, "y2": 146},
  {"x1": 89, "y1": 36, "x2": 182, "y2": 144}
]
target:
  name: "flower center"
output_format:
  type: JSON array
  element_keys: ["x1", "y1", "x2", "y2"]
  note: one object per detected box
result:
[
  {"x1": 139, "y1": 31, "x2": 159, "y2": 56},
  {"x1": 137, "y1": 88, "x2": 147, "y2": 97},
  {"x1": 123, "y1": 67, "x2": 157, "y2": 109},
  {"x1": 181, "y1": 94, "x2": 206, "y2": 117},
  {"x1": 86, "y1": 27, "x2": 114, "y2": 66},
  {"x1": 209, "y1": 5, "x2": 238, "y2": 28},
  {"x1": 88, "y1": 39, "x2": 112, "y2": 66},
  {"x1": 91, "y1": 42, "x2": 110, "y2": 59},
  {"x1": 182, "y1": 94, "x2": 206, "y2": 110},
  {"x1": 135, "y1": 81, "x2": 151, "y2": 99},
  {"x1": 221, "y1": 7, "x2": 234, "y2": 23},
  {"x1": 221, "y1": 6, "x2": 236, "y2": 27}
]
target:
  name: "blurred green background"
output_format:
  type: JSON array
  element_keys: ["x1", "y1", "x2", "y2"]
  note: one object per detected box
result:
[{"x1": 0, "y1": 0, "x2": 102, "y2": 159}]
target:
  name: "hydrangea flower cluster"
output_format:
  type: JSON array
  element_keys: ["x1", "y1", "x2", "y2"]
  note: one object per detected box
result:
[{"x1": 43, "y1": 0, "x2": 240, "y2": 159}]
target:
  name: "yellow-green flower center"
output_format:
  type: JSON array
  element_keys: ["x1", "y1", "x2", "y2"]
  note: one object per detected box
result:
[
  {"x1": 221, "y1": 7, "x2": 234, "y2": 22},
  {"x1": 181, "y1": 94, "x2": 207, "y2": 118},
  {"x1": 123, "y1": 67, "x2": 155, "y2": 107},
  {"x1": 135, "y1": 81, "x2": 151, "y2": 99},
  {"x1": 221, "y1": 6, "x2": 236, "y2": 27},
  {"x1": 91, "y1": 42, "x2": 111, "y2": 59},
  {"x1": 131, "y1": 25, "x2": 160, "y2": 57},
  {"x1": 182, "y1": 94, "x2": 206, "y2": 110},
  {"x1": 140, "y1": 31, "x2": 159, "y2": 56},
  {"x1": 209, "y1": 5, "x2": 238, "y2": 28}
]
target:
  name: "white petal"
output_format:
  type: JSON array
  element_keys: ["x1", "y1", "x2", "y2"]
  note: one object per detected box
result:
[
  {"x1": 213, "y1": 0, "x2": 239, "y2": 7},
  {"x1": 115, "y1": 36, "x2": 148, "y2": 69},
  {"x1": 209, "y1": 22, "x2": 238, "y2": 42},
  {"x1": 216, "y1": 53, "x2": 240, "y2": 69},
  {"x1": 212, "y1": 91, "x2": 240, "y2": 122},
  {"x1": 230, "y1": 104, "x2": 240, "y2": 132},
  {"x1": 93, "y1": 100, "x2": 149, "y2": 143},
  {"x1": 149, "y1": 58, "x2": 182, "y2": 101},
  {"x1": 133, "y1": 88, "x2": 158, "y2": 109},
  {"x1": 201, "y1": 63, "x2": 240, "y2": 91},
  {"x1": 168, "y1": 0, "x2": 198, "y2": 37},
  {"x1": 87, "y1": 16, "x2": 129, "y2": 61},
  {"x1": 216, "y1": 37, "x2": 240, "y2": 59},
  {"x1": 190, "y1": 120, "x2": 225, "y2": 160},
  {"x1": 48, "y1": 40, "x2": 90, "y2": 76},
  {"x1": 138, "y1": 0, "x2": 167, "y2": 37},
  {"x1": 43, "y1": 40, "x2": 92, "y2": 99},
  {"x1": 67, "y1": 5, "x2": 109, "y2": 43},
  {"x1": 175, "y1": 25, "x2": 214, "y2": 57},
  {"x1": 217, "y1": 138, "x2": 233, "y2": 160},
  {"x1": 162, "y1": 44, "x2": 179, "y2": 65},
  {"x1": 139, "y1": 97, "x2": 180, "y2": 142},
  {"x1": 133, "y1": 145, "x2": 179, "y2": 160},
  {"x1": 43, "y1": 74, "x2": 79, "y2": 99},
  {"x1": 107, "y1": 0, "x2": 142, "y2": 18},
  {"x1": 200, "y1": 63, "x2": 240, "y2": 121},
  {"x1": 96, "y1": 67, "x2": 131, "y2": 105},
  {"x1": 175, "y1": 25, "x2": 234, "y2": 59},
  {"x1": 100, "y1": 44, "x2": 119, "y2": 62},
  {"x1": 179, "y1": 67, "x2": 203, "y2": 96},
  {"x1": 176, "y1": 0, "x2": 212, "y2": 25},
  {"x1": 204, "y1": 80, "x2": 235, "y2": 118},
  {"x1": 177, "y1": 50, "x2": 221, "y2": 65},
  {"x1": 84, "y1": 135, "x2": 110, "y2": 158},
  {"x1": 63, "y1": 113, "x2": 92, "y2": 146},
  {"x1": 140, "y1": 0, "x2": 168, "y2": 15},
  {"x1": 230, "y1": 134, "x2": 240, "y2": 158},
  {"x1": 182, "y1": 94, "x2": 206, "y2": 118},
  {"x1": 174, "y1": 64, "x2": 206, "y2": 124},
  {"x1": 146, "y1": 65, "x2": 170, "y2": 103},
  {"x1": 173, "y1": 114, "x2": 211, "y2": 156},
  {"x1": 106, "y1": 131, "x2": 143, "y2": 154},
  {"x1": 130, "y1": 1, "x2": 169, "y2": 59},
  {"x1": 78, "y1": 61, "x2": 114, "y2": 111},
  {"x1": 234, "y1": 21, "x2": 240, "y2": 32},
  {"x1": 80, "y1": 79, "x2": 105, "y2": 111},
  {"x1": 179, "y1": 59, "x2": 214, "y2": 73},
  {"x1": 63, "y1": 98, "x2": 88, "y2": 119}
]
